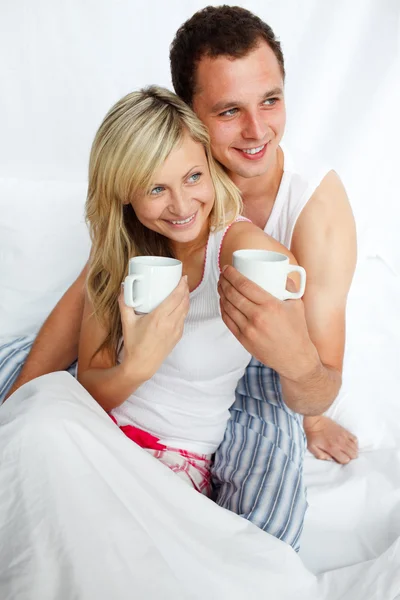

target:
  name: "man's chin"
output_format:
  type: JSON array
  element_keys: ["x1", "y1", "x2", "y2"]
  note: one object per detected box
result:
[{"x1": 228, "y1": 162, "x2": 271, "y2": 179}]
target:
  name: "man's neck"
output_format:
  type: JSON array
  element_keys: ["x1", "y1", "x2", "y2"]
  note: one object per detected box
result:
[{"x1": 228, "y1": 146, "x2": 284, "y2": 230}]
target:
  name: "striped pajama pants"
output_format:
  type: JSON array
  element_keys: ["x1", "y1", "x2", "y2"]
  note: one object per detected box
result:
[
  {"x1": 0, "y1": 340, "x2": 307, "y2": 551},
  {"x1": 212, "y1": 358, "x2": 307, "y2": 551}
]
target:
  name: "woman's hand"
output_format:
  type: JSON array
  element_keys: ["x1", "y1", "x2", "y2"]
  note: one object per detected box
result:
[{"x1": 119, "y1": 276, "x2": 190, "y2": 381}]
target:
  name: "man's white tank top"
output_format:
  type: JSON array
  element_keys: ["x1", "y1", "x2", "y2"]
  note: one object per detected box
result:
[
  {"x1": 111, "y1": 222, "x2": 251, "y2": 456},
  {"x1": 265, "y1": 146, "x2": 331, "y2": 246}
]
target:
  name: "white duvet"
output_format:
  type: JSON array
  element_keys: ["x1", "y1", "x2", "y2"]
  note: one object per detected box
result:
[{"x1": 0, "y1": 373, "x2": 399, "y2": 600}]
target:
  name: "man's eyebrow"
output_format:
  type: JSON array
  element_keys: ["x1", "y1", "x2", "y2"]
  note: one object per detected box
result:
[
  {"x1": 262, "y1": 87, "x2": 284, "y2": 99},
  {"x1": 211, "y1": 87, "x2": 284, "y2": 114}
]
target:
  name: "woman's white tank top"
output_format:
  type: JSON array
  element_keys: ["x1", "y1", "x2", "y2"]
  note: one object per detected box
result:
[{"x1": 111, "y1": 222, "x2": 251, "y2": 455}]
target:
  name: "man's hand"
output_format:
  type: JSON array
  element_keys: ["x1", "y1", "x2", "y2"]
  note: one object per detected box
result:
[
  {"x1": 218, "y1": 265, "x2": 319, "y2": 382},
  {"x1": 218, "y1": 265, "x2": 342, "y2": 415},
  {"x1": 304, "y1": 415, "x2": 358, "y2": 464}
]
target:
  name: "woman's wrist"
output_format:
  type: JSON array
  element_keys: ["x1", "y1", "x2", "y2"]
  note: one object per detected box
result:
[{"x1": 120, "y1": 354, "x2": 151, "y2": 388}]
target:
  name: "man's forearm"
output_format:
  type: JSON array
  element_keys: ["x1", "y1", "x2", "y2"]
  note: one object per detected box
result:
[
  {"x1": 280, "y1": 360, "x2": 342, "y2": 416},
  {"x1": 4, "y1": 266, "x2": 87, "y2": 400}
]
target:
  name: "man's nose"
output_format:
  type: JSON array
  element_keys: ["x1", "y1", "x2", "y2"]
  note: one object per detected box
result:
[{"x1": 242, "y1": 112, "x2": 266, "y2": 140}]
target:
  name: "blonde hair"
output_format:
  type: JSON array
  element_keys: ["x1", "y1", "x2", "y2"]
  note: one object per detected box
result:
[{"x1": 86, "y1": 85, "x2": 242, "y2": 362}]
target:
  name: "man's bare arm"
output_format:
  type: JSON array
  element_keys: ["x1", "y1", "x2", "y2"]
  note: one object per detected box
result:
[
  {"x1": 4, "y1": 263, "x2": 88, "y2": 400},
  {"x1": 287, "y1": 170, "x2": 358, "y2": 459},
  {"x1": 218, "y1": 171, "x2": 357, "y2": 416}
]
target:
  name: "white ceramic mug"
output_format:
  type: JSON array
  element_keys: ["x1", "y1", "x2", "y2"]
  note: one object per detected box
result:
[
  {"x1": 232, "y1": 249, "x2": 306, "y2": 300},
  {"x1": 124, "y1": 256, "x2": 182, "y2": 313}
]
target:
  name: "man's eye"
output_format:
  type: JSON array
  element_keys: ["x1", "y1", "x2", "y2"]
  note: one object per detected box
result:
[
  {"x1": 263, "y1": 98, "x2": 278, "y2": 107},
  {"x1": 150, "y1": 186, "x2": 164, "y2": 195},
  {"x1": 188, "y1": 172, "x2": 201, "y2": 183},
  {"x1": 219, "y1": 108, "x2": 238, "y2": 117}
]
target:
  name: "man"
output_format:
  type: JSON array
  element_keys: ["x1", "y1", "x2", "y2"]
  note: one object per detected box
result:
[{"x1": 1, "y1": 6, "x2": 357, "y2": 551}]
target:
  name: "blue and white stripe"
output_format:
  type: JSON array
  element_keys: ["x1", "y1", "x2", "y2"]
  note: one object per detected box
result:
[
  {"x1": 212, "y1": 357, "x2": 307, "y2": 551},
  {"x1": 0, "y1": 336, "x2": 36, "y2": 403},
  {"x1": 0, "y1": 336, "x2": 76, "y2": 404}
]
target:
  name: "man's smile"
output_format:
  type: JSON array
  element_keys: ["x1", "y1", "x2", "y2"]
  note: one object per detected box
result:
[{"x1": 233, "y1": 143, "x2": 268, "y2": 160}]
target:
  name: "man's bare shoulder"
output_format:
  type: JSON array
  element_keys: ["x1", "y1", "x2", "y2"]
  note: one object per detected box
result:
[
  {"x1": 312, "y1": 170, "x2": 349, "y2": 206},
  {"x1": 291, "y1": 168, "x2": 356, "y2": 305},
  {"x1": 292, "y1": 170, "x2": 356, "y2": 254}
]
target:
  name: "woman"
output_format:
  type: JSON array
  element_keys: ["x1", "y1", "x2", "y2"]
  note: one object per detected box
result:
[{"x1": 77, "y1": 86, "x2": 299, "y2": 494}]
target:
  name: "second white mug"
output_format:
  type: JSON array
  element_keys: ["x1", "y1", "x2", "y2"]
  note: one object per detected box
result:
[
  {"x1": 124, "y1": 256, "x2": 182, "y2": 313},
  {"x1": 232, "y1": 249, "x2": 306, "y2": 300}
]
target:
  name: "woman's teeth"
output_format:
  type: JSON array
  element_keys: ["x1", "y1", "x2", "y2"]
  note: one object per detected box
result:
[
  {"x1": 242, "y1": 144, "x2": 265, "y2": 155},
  {"x1": 170, "y1": 213, "x2": 196, "y2": 225}
]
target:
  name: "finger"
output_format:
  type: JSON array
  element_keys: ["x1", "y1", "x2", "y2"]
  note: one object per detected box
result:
[
  {"x1": 221, "y1": 265, "x2": 277, "y2": 305},
  {"x1": 154, "y1": 276, "x2": 189, "y2": 317},
  {"x1": 217, "y1": 281, "x2": 229, "y2": 306},
  {"x1": 168, "y1": 278, "x2": 190, "y2": 320},
  {"x1": 346, "y1": 436, "x2": 358, "y2": 449},
  {"x1": 309, "y1": 445, "x2": 332, "y2": 461},
  {"x1": 286, "y1": 277, "x2": 296, "y2": 293},
  {"x1": 118, "y1": 286, "x2": 139, "y2": 324},
  {"x1": 220, "y1": 294, "x2": 248, "y2": 334},
  {"x1": 349, "y1": 434, "x2": 359, "y2": 447},
  {"x1": 330, "y1": 449, "x2": 352, "y2": 465},
  {"x1": 218, "y1": 278, "x2": 244, "y2": 310},
  {"x1": 169, "y1": 287, "x2": 190, "y2": 320},
  {"x1": 219, "y1": 274, "x2": 258, "y2": 317},
  {"x1": 220, "y1": 302, "x2": 242, "y2": 340},
  {"x1": 345, "y1": 441, "x2": 359, "y2": 459}
]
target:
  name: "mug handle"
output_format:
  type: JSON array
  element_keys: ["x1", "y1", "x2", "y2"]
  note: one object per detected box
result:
[
  {"x1": 124, "y1": 274, "x2": 144, "y2": 308},
  {"x1": 283, "y1": 266, "x2": 306, "y2": 300}
]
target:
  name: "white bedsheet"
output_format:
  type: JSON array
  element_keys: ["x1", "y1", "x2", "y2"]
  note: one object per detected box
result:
[{"x1": 0, "y1": 373, "x2": 399, "y2": 600}]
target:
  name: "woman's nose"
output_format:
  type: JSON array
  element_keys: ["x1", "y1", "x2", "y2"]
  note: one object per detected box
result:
[{"x1": 169, "y1": 190, "x2": 191, "y2": 216}]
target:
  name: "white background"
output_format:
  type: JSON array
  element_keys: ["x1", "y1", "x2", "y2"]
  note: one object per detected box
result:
[
  {"x1": 0, "y1": 0, "x2": 400, "y2": 579},
  {"x1": 1, "y1": 0, "x2": 399, "y2": 328}
]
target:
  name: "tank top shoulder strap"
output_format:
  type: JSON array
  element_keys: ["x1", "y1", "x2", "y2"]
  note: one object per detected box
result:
[
  {"x1": 265, "y1": 146, "x2": 331, "y2": 248},
  {"x1": 207, "y1": 216, "x2": 252, "y2": 278}
]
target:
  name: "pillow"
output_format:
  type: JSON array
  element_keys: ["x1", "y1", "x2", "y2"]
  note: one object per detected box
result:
[{"x1": 0, "y1": 178, "x2": 90, "y2": 339}]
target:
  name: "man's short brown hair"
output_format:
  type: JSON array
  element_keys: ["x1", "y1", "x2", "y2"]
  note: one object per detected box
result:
[{"x1": 170, "y1": 5, "x2": 285, "y2": 106}]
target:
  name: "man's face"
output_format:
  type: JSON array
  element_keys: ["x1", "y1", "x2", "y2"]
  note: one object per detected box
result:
[{"x1": 192, "y1": 41, "x2": 286, "y2": 180}]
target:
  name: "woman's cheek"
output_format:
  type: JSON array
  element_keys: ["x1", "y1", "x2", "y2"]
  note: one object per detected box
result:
[{"x1": 137, "y1": 199, "x2": 164, "y2": 222}]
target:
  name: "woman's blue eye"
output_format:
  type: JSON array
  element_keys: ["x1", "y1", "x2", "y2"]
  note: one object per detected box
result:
[
  {"x1": 188, "y1": 172, "x2": 201, "y2": 183},
  {"x1": 150, "y1": 186, "x2": 164, "y2": 195}
]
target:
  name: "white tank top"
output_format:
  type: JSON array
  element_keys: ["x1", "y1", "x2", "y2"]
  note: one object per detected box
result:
[
  {"x1": 265, "y1": 146, "x2": 331, "y2": 245},
  {"x1": 111, "y1": 222, "x2": 251, "y2": 455}
]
